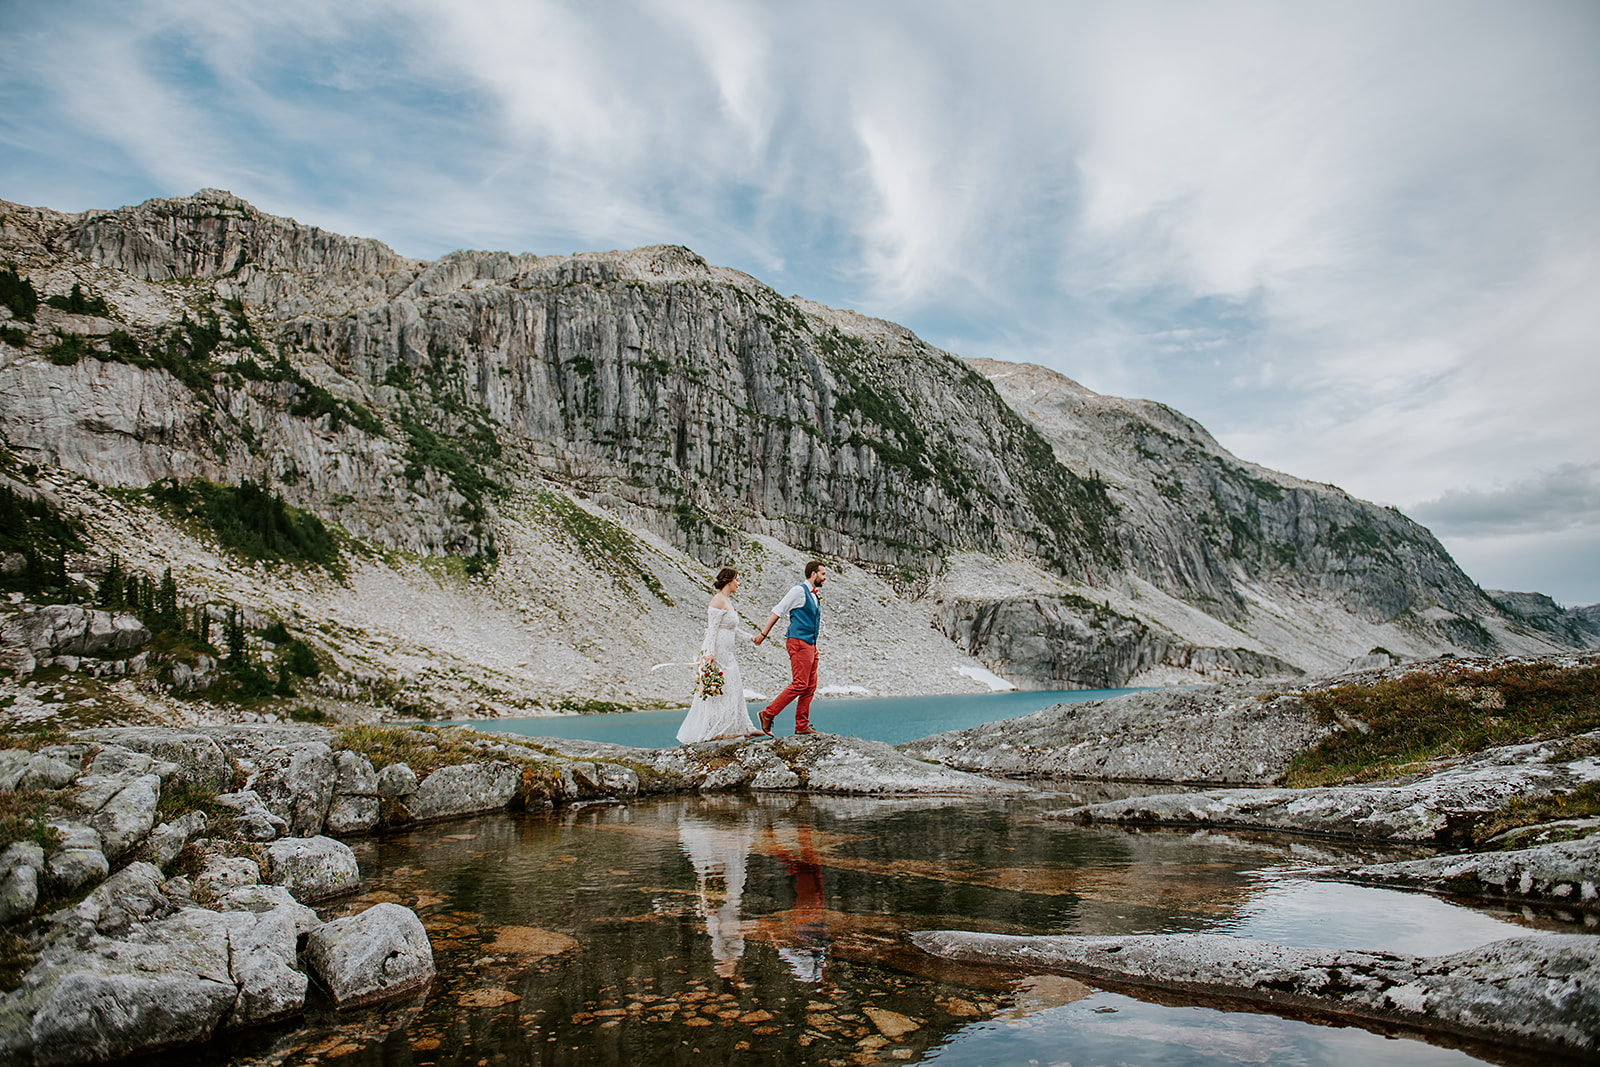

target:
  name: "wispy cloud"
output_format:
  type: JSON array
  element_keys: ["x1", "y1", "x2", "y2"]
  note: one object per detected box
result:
[
  {"x1": 1, "y1": 0, "x2": 1597, "y2": 601},
  {"x1": 1413, "y1": 464, "x2": 1600, "y2": 538}
]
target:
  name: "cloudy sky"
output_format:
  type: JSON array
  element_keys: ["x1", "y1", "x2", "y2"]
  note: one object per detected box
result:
[{"x1": 3, "y1": 0, "x2": 1597, "y2": 604}]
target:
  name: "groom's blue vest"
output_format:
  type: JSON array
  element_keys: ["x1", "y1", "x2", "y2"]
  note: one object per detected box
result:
[{"x1": 787, "y1": 584, "x2": 821, "y2": 644}]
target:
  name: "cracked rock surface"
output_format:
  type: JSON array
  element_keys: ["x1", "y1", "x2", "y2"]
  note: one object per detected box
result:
[
  {"x1": 1046, "y1": 730, "x2": 1600, "y2": 844},
  {"x1": 911, "y1": 929, "x2": 1600, "y2": 1056}
]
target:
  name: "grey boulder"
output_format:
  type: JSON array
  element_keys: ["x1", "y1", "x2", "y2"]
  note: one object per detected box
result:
[
  {"x1": 0, "y1": 843, "x2": 45, "y2": 923},
  {"x1": 44, "y1": 820, "x2": 109, "y2": 889},
  {"x1": 52, "y1": 861, "x2": 171, "y2": 936},
  {"x1": 222, "y1": 904, "x2": 308, "y2": 1026},
  {"x1": 1049, "y1": 732, "x2": 1600, "y2": 844},
  {"x1": 88, "y1": 729, "x2": 230, "y2": 791},
  {"x1": 264, "y1": 835, "x2": 360, "y2": 902},
  {"x1": 334, "y1": 750, "x2": 379, "y2": 795},
  {"x1": 250, "y1": 742, "x2": 336, "y2": 837},
  {"x1": 898, "y1": 680, "x2": 1329, "y2": 785},
  {"x1": 402, "y1": 760, "x2": 521, "y2": 821},
  {"x1": 0, "y1": 748, "x2": 81, "y2": 792},
  {"x1": 85, "y1": 773, "x2": 162, "y2": 860},
  {"x1": 1333, "y1": 831, "x2": 1600, "y2": 908},
  {"x1": 0, "y1": 604, "x2": 149, "y2": 656},
  {"x1": 21, "y1": 908, "x2": 237, "y2": 1065},
  {"x1": 213, "y1": 788, "x2": 289, "y2": 840},
  {"x1": 143, "y1": 809, "x2": 208, "y2": 868},
  {"x1": 375, "y1": 762, "x2": 418, "y2": 796},
  {"x1": 303, "y1": 901, "x2": 434, "y2": 1008},
  {"x1": 324, "y1": 794, "x2": 380, "y2": 835}
]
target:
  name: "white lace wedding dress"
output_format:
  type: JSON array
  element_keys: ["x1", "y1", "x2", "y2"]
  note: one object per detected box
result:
[{"x1": 676, "y1": 606, "x2": 758, "y2": 744}]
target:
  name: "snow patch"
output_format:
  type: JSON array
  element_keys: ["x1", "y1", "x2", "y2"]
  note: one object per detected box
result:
[{"x1": 953, "y1": 665, "x2": 1016, "y2": 691}]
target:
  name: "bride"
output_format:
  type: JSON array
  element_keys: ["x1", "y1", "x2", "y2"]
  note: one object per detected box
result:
[{"x1": 676, "y1": 567, "x2": 764, "y2": 744}]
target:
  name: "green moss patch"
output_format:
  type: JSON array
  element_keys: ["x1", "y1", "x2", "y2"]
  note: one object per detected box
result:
[
  {"x1": 1474, "y1": 780, "x2": 1600, "y2": 847},
  {"x1": 1281, "y1": 661, "x2": 1600, "y2": 787},
  {"x1": 0, "y1": 788, "x2": 65, "y2": 852}
]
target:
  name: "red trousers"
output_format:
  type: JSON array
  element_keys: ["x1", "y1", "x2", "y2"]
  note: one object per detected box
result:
[{"x1": 764, "y1": 638, "x2": 818, "y2": 732}]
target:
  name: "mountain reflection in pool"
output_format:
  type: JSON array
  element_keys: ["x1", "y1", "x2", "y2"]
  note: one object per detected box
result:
[{"x1": 196, "y1": 793, "x2": 1581, "y2": 1067}]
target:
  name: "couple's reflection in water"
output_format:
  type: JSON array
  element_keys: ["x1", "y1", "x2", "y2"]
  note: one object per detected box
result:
[{"x1": 678, "y1": 800, "x2": 829, "y2": 983}]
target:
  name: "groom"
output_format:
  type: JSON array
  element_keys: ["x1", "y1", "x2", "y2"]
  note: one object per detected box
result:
[{"x1": 753, "y1": 560, "x2": 826, "y2": 735}]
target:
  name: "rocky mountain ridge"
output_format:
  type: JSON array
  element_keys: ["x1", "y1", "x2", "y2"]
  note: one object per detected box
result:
[{"x1": 0, "y1": 189, "x2": 1589, "y2": 719}]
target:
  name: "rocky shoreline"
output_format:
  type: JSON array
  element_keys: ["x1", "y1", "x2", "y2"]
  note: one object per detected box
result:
[
  {"x1": 2, "y1": 658, "x2": 1598, "y2": 1062},
  {"x1": 0, "y1": 721, "x2": 1022, "y2": 1064}
]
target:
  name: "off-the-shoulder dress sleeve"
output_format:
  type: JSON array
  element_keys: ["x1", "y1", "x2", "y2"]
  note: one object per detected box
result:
[{"x1": 699, "y1": 608, "x2": 721, "y2": 656}]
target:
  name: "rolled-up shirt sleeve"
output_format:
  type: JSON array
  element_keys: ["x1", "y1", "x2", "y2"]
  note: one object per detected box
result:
[{"x1": 770, "y1": 584, "x2": 807, "y2": 618}]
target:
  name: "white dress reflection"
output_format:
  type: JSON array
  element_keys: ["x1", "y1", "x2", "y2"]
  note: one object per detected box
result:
[
  {"x1": 678, "y1": 810, "x2": 756, "y2": 978},
  {"x1": 678, "y1": 802, "x2": 830, "y2": 984}
]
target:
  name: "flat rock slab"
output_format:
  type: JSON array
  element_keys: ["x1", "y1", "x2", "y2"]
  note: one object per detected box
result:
[
  {"x1": 1047, "y1": 733, "x2": 1600, "y2": 843},
  {"x1": 774, "y1": 733, "x2": 1029, "y2": 794},
  {"x1": 898, "y1": 681, "x2": 1331, "y2": 785},
  {"x1": 1326, "y1": 831, "x2": 1600, "y2": 910},
  {"x1": 911, "y1": 929, "x2": 1600, "y2": 1057},
  {"x1": 480, "y1": 729, "x2": 1028, "y2": 795}
]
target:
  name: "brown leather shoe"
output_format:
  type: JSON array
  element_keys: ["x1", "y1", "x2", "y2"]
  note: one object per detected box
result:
[
  {"x1": 794, "y1": 728, "x2": 818, "y2": 735},
  {"x1": 758, "y1": 711, "x2": 776, "y2": 735}
]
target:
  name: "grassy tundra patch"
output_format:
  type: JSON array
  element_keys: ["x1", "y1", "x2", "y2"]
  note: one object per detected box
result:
[{"x1": 1281, "y1": 661, "x2": 1600, "y2": 788}]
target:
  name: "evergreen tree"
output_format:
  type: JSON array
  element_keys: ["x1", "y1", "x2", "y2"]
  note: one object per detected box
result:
[
  {"x1": 99, "y1": 554, "x2": 123, "y2": 608},
  {"x1": 158, "y1": 567, "x2": 178, "y2": 628},
  {"x1": 225, "y1": 606, "x2": 246, "y2": 667}
]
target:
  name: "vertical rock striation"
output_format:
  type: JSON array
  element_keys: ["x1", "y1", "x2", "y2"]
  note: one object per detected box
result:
[{"x1": 0, "y1": 189, "x2": 1584, "y2": 687}]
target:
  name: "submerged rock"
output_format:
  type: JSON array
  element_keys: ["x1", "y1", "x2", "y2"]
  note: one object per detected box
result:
[{"x1": 911, "y1": 929, "x2": 1600, "y2": 1056}]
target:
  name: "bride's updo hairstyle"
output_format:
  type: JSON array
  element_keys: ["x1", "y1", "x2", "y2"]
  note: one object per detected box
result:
[{"x1": 713, "y1": 567, "x2": 738, "y2": 590}]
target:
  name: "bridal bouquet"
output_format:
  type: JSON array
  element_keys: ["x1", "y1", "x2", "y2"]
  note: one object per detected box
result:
[{"x1": 695, "y1": 659, "x2": 725, "y2": 699}]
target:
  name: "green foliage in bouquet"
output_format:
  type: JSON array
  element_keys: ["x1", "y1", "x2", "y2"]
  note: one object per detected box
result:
[{"x1": 695, "y1": 659, "x2": 725, "y2": 700}]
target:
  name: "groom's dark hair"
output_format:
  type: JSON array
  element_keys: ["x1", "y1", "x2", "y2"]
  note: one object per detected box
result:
[{"x1": 804, "y1": 560, "x2": 823, "y2": 578}]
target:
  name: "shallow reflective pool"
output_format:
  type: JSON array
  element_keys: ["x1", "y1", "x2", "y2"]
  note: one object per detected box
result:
[{"x1": 182, "y1": 794, "x2": 1587, "y2": 1067}]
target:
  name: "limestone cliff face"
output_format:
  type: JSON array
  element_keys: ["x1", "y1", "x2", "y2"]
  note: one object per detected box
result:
[
  {"x1": 960, "y1": 358, "x2": 1566, "y2": 675},
  {"x1": 937, "y1": 594, "x2": 1302, "y2": 691},
  {"x1": 3, "y1": 192, "x2": 1115, "y2": 577},
  {"x1": 0, "y1": 190, "x2": 1580, "y2": 694}
]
